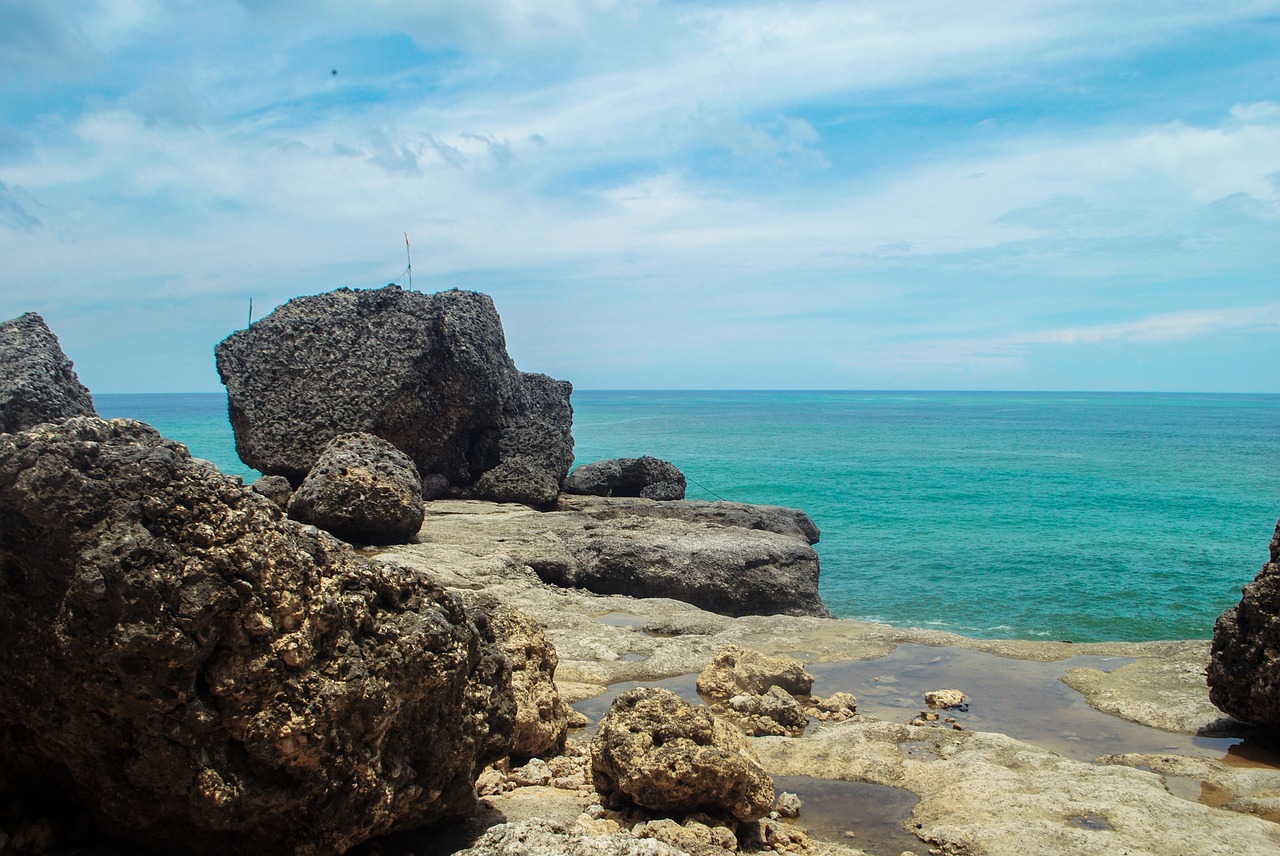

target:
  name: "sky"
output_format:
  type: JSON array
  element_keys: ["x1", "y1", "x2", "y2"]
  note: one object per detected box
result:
[{"x1": 1, "y1": 1, "x2": 1279, "y2": 393}]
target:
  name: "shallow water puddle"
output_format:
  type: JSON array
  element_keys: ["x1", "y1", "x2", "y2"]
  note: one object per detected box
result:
[
  {"x1": 772, "y1": 775, "x2": 920, "y2": 855},
  {"x1": 809, "y1": 643, "x2": 1238, "y2": 763}
]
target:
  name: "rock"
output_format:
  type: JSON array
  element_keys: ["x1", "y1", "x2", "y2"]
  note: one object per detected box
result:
[
  {"x1": 564, "y1": 457, "x2": 686, "y2": 501},
  {"x1": 508, "y1": 758, "x2": 553, "y2": 788},
  {"x1": 474, "y1": 457, "x2": 561, "y2": 506},
  {"x1": 0, "y1": 417, "x2": 516, "y2": 855},
  {"x1": 286, "y1": 431, "x2": 424, "y2": 544},
  {"x1": 455, "y1": 818, "x2": 689, "y2": 856},
  {"x1": 697, "y1": 644, "x2": 815, "y2": 699},
  {"x1": 1208, "y1": 519, "x2": 1280, "y2": 727},
  {"x1": 0, "y1": 312, "x2": 96, "y2": 433},
  {"x1": 215, "y1": 286, "x2": 573, "y2": 504},
  {"x1": 557, "y1": 495, "x2": 820, "y2": 544},
  {"x1": 725, "y1": 686, "x2": 809, "y2": 737},
  {"x1": 590, "y1": 688, "x2": 774, "y2": 822},
  {"x1": 924, "y1": 689, "x2": 966, "y2": 710},
  {"x1": 249, "y1": 474, "x2": 293, "y2": 511},
  {"x1": 809, "y1": 691, "x2": 859, "y2": 722},
  {"x1": 774, "y1": 792, "x2": 802, "y2": 818},
  {"x1": 480, "y1": 599, "x2": 571, "y2": 758}
]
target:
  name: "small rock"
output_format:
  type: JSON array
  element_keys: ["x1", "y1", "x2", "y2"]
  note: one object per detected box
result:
[
  {"x1": 924, "y1": 689, "x2": 966, "y2": 710},
  {"x1": 509, "y1": 757, "x2": 553, "y2": 787},
  {"x1": 775, "y1": 792, "x2": 802, "y2": 818}
]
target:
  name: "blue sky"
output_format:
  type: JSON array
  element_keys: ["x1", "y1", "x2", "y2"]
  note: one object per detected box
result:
[{"x1": 1, "y1": 1, "x2": 1278, "y2": 393}]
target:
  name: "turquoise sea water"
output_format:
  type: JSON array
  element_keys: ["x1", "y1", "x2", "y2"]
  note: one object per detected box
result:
[{"x1": 97, "y1": 391, "x2": 1280, "y2": 643}]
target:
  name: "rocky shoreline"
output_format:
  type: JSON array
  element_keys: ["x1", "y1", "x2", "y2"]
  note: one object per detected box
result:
[{"x1": 4, "y1": 290, "x2": 1279, "y2": 855}]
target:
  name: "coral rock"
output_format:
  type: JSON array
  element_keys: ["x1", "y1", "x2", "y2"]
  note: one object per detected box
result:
[
  {"x1": 1208, "y1": 519, "x2": 1280, "y2": 727},
  {"x1": 0, "y1": 312, "x2": 96, "y2": 433}
]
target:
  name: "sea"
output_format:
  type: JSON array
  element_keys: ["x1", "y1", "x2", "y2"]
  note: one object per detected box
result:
[{"x1": 96, "y1": 390, "x2": 1280, "y2": 644}]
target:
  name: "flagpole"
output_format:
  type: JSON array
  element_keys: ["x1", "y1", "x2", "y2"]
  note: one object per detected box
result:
[{"x1": 405, "y1": 232, "x2": 413, "y2": 291}]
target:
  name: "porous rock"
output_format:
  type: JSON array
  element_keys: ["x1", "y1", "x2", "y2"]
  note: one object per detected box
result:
[
  {"x1": 455, "y1": 818, "x2": 688, "y2": 856},
  {"x1": 0, "y1": 312, "x2": 96, "y2": 433},
  {"x1": 590, "y1": 688, "x2": 774, "y2": 822},
  {"x1": 0, "y1": 417, "x2": 515, "y2": 855},
  {"x1": 564, "y1": 457, "x2": 686, "y2": 501},
  {"x1": 1208, "y1": 519, "x2": 1280, "y2": 727},
  {"x1": 286, "y1": 431, "x2": 424, "y2": 544},
  {"x1": 558, "y1": 494, "x2": 821, "y2": 544},
  {"x1": 250, "y1": 474, "x2": 293, "y2": 511},
  {"x1": 215, "y1": 286, "x2": 573, "y2": 504},
  {"x1": 480, "y1": 598, "x2": 571, "y2": 758},
  {"x1": 924, "y1": 689, "x2": 966, "y2": 710},
  {"x1": 696, "y1": 644, "x2": 815, "y2": 699}
]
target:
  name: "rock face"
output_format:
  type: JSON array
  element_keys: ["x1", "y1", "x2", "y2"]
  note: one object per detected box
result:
[
  {"x1": 215, "y1": 286, "x2": 573, "y2": 504},
  {"x1": 564, "y1": 456, "x2": 687, "y2": 501},
  {"x1": 591, "y1": 688, "x2": 774, "y2": 822},
  {"x1": 1208, "y1": 519, "x2": 1280, "y2": 727},
  {"x1": 697, "y1": 645, "x2": 816, "y2": 737},
  {"x1": 0, "y1": 312, "x2": 96, "y2": 433},
  {"x1": 0, "y1": 417, "x2": 515, "y2": 855},
  {"x1": 481, "y1": 599, "x2": 571, "y2": 759},
  {"x1": 286, "y1": 431, "x2": 424, "y2": 544},
  {"x1": 558, "y1": 495, "x2": 820, "y2": 544}
]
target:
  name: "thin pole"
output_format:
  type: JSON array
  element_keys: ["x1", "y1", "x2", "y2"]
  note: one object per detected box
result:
[
  {"x1": 404, "y1": 232, "x2": 413, "y2": 291},
  {"x1": 248, "y1": 297, "x2": 253, "y2": 328}
]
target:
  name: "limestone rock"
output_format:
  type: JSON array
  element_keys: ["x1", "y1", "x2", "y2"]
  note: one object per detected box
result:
[
  {"x1": 481, "y1": 599, "x2": 571, "y2": 758},
  {"x1": 455, "y1": 819, "x2": 689, "y2": 856},
  {"x1": 0, "y1": 417, "x2": 515, "y2": 855},
  {"x1": 557, "y1": 495, "x2": 820, "y2": 544},
  {"x1": 0, "y1": 312, "x2": 96, "y2": 433},
  {"x1": 924, "y1": 689, "x2": 966, "y2": 709},
  {"x1": 564, "y1": 457, "x2": 686, "y2": 501},
  {"x1": 1208, "y1": 519, "x2": 1280, "y2": 727},
  {"x1": 697, "y1": 644, "x2": 815, "y2": 699},
  {"x1": 808, "y1": 691, "x2": 858, "y2": 722},
  {"x1": 249, "y1": 474, "x2": 293, "y2": 511},
  {"x1": 286, "y1": 431, "x2": 424, "y2": 544},
  {"x1": 774, "y1": 792, "x2": 802, "y2": 818},
  {"x1": 215, "y1": 286, "x2": 573, "y2": 504},
  {"x1": 591, "y1": 688, "x2": 774, "y2": 822}
]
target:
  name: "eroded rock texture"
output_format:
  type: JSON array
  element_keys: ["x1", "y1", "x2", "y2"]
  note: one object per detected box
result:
[
  {"x1": 1208, "y1": 519, "x2": 1280, "y2": 727},
  {"x1": 0, "y1": 311, "x2": 96, "y2": 433},
  {"x1": 215, "y1": 286, "x2": 573, "y2": 504},
  {"x1": 286, "y1": 431, "x2": 424, "y2": 544},
  {"x1": 591, "y1": 688, "x2": 774, "y2": 822},
  {"x1": 0, "y1": 417, "x2": 515, "y2": 855},
  {"x1": 480, "y1": 598, "x2": 571, "y2": 759},
  {"x1": 564, "y1": 456, "x2": 687, "y2": 501}
]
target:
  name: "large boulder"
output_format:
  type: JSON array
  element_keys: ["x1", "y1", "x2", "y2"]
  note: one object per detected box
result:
[
  {"x1": 558, "y1": 494, "x2": 820, "y2": 544},
  {"x1": 0, "y1": 417, "x2": 516, "y2": 855},
  {"x1": 215, "y1": 286, "x2": 573, "y2": 504},
  {"x1": 286, "y1": 431, "x2": 424, "y2": 544},
  {"x1": 591, "y1": 688, "x2": 774, "y2": 822},
  {"x1": 1208, "y1": 519, "x2": 1280, "y2": 727},
  {"x1": 480, "y1": 599, "x2": 571, "y2": 759},
  {"x1": 0, "y1": 312, "x2": 96, "y2": 433},
  {"x1": 564, "y1": 456, "x2": 686, "y2": 501}
]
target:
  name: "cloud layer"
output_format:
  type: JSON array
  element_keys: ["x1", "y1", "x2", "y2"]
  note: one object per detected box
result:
[{"x1": 2, "y1": 0, "x2": 1278, "y2": 391}]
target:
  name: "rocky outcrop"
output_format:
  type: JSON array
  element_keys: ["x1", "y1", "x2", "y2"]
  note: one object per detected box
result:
[
  {"x1": 0, "y1": 417, "x2": 515, "y2": 855},
  {"x1": 1208, "y1": 519, "x2": 1280, "y2": 727},
  {"x1": 591, "y1": 688, "x2": 774, "y2": 822},
  {"x1": 557, "y1": 495, "x2": 820, "y2": 544},
  {"x1": 480, "y1": 599, "x2": 571, "y2": 759},
  {"x1": 0, "y1": 312, "x2": 96, "y2": 433},
  {"x1": 564, "y1": 456, "x2": 687, "y2": 501},
  {"x1": 286, "y1": 431, "x2": 424, "y2": 544},
  {"x1": 696, "y1": 644, "x2": 815, "y2": 699},
  {"x1": 456, "y1": 819, "x2": 688, "y2": 856},
  {"x1": 215, "y1": 286, "x2": 573, "y2": 505},
  {"x1": 408, "y1": 499, "x2": 831, "y2": 618}
]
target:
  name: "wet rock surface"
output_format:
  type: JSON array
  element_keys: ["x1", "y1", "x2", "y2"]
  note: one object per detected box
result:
[
  {"x1": 286, "y1": 431, "x2": 424, "y2": 544},
  {"x1": 564, "y1": 456, "x2": 687, "y2": 501},
  {"x1": 1208, "y1": 519, "x2": 1280, "y2": 728},
  {"x1": 215, "y1": 286, "x2": 573, "y2": 504},
  {"x1": 0, "y1": 312, "x2": 96, "y2": 433},
  {"x1": 591, "y1": 688, "x2": 775, "y2": 822},
  {"x1": 0, "y1": 417, "x2": 515, "y2": 855}
]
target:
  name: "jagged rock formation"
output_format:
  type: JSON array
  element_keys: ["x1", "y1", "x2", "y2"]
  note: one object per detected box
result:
[
  {"x1": 564, "y1": 456, "x2": 687, "y2": 501},
  {"x1": 591, "y1": 688, "x2": 774, "y2": 822},
  {"x1": 1208, "y1": 519, "x2": 1280, "y2": 727},
  {"x1": 286, "y1": 431, "x2": 424, "y2": 545},
  {"x1": 480, "y1": 599, "x2": 571, "y2": 759},
  {"x1": 456, "y1": 819, "x2": 688, "y2": 856},
  {"x1": 215, "y1": 286, "x2": 573, "y2": 505},
  {"x1": 696, "y1": 645, "x2": 816, "y2": 737},
  {"x1": 0, "y1": 312, "x2": 96, "y2": 433},
  {"x1": 0, "y1": 417, "x2": 515, "y2": 855}
]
